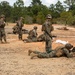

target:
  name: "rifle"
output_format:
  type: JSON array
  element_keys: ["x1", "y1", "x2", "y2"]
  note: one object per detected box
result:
[{"x1": 45, "y1": 30, "x2": 52, "y2": 39}]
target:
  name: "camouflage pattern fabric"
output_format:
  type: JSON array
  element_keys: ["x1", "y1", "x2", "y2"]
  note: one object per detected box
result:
[
  {"x1": 16, "y1": 19, "x2": 24, "y2": 40},
  {"x1": 31, "y1": 50, "x2": 50, "y2": 58},
  {"x1": 30, "y1": 45, "x2": 73, "y2": 58},
  {"x1": 37, "y1": 34, "x2": 46, "y2": 42},
  {"x1": 42, "y1": 20, "x2": 53, "y2": 53},
  {"x1": 0, "y1": 18, "x2": 6, "y2": 43},
  {"x1": 27, "y1": 28, "x2": 38, "y2": 42}
]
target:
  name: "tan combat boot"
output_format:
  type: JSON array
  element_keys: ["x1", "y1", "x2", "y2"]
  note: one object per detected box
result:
[{"x1": 31, "y1": 54, "x2": 38, "y2": 59}]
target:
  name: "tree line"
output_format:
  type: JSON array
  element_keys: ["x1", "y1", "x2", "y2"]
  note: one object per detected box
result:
[{"x1": 0, "y1": 0, "x2": 75, "y2": 26}]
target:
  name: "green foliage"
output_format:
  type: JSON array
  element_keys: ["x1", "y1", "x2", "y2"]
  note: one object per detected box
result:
[
  {"x1": 0, "y1": 0, "x2": 75, "y2": 26},
  {"x1": 55, "y1": 1, "x2": 65, "y2": 13},
  {"x1": 64, "y1": 0, "x2": 75, "y2": 6},
  {"x1": 64, "y1": 0, "x2": 75, "y2": 11},
  {"x1": 60, "y1": 11, "x2": 73, "y2": 25},
  {"x1": 25, "y1": 15, "x2": 33, "y2": 24},
  {"x1": 41, "y1": 5, "x2": 50, "y2": 17},
  {"x1": 36, "y1": 12, "x2": 45, "y2": 24},
  {"x1": 14, "y1": 0, "x2": 24, "y2": 7},
  {"x1": 31, "y1": 5, "x2": 41, "y2": 16},
  {"x1": 0, "y1": 1, "x2": 12, "y2": 21},
  {"x1": 49, "y1": 1, "x2": 65, "y2": 18},
  {"x1": 12, "y1": 0, "x2": 24, "y2": 22},
  {"x1": 31, "y1": 0, "x2": 41, "y2": 6}
]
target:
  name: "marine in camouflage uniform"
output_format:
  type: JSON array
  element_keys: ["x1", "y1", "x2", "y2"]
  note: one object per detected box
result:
[
  {"x1": 16, "y1": 17, "x2": 24, "y2": 40},
  {"x1": 42, "y1": 14, "x2": 54, "y2": 53},
  {"x1": 0, "y1": 15, "x2": 7, "y2": 43},
  {"x1": 28, "y1": 43, "x2": 73, "y2": 59},
  {"x1": 24, "y1": 26, "x2": 38, "y2": 42}
]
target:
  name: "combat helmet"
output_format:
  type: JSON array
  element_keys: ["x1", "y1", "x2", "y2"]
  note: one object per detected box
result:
[
  {"x1": 46, "y1": 14, "x2": 52, "y2": 19},
  {"x1": 65, "y1": 43, "x2": 73, "y2": 49},
  {"x1": 34, "y1": 26, "x2": 37, "y2": 29}
]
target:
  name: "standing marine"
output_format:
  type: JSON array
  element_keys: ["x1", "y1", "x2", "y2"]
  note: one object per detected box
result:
[
  {"x1": 0, "y1": 14, "x2": 7, "y2": 43},
  {"x1": 16, "y1": 17, "x2": 24, "y2": 40},
  {"x1": 42, "y1": 14, "x2": 54, "y2": 53}
]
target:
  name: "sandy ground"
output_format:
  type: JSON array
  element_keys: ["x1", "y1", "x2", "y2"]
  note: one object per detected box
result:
[{"x1": 0, "y1": 23, "x2": 75, "y2": 75}]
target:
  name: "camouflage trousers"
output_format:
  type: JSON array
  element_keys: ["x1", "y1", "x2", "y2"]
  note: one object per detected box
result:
[
  {"x1": 37, "y1": 34, "x2": 46, "y2": 41},
  {"x1": 18, "y1": 29, "x2": 22, "y2": 40},
  {"x1": 43, "y1": 33, "x2": 52, "y2": 53},
  {"x1": 32, "y1": 50, "x2": 56, "y2": 58},
  {"x1": 26, "y1": 37, "x2": 37, "y2": 42},
  {"x1": 46, "y1": 40, "x2": 52, "y2": 53},
  {"x1": 0, "y1": 29, "x2": 6, "y2": 42},
  {"x1": 37, "y1": 34, "x2": 52, "y2": 53}
]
